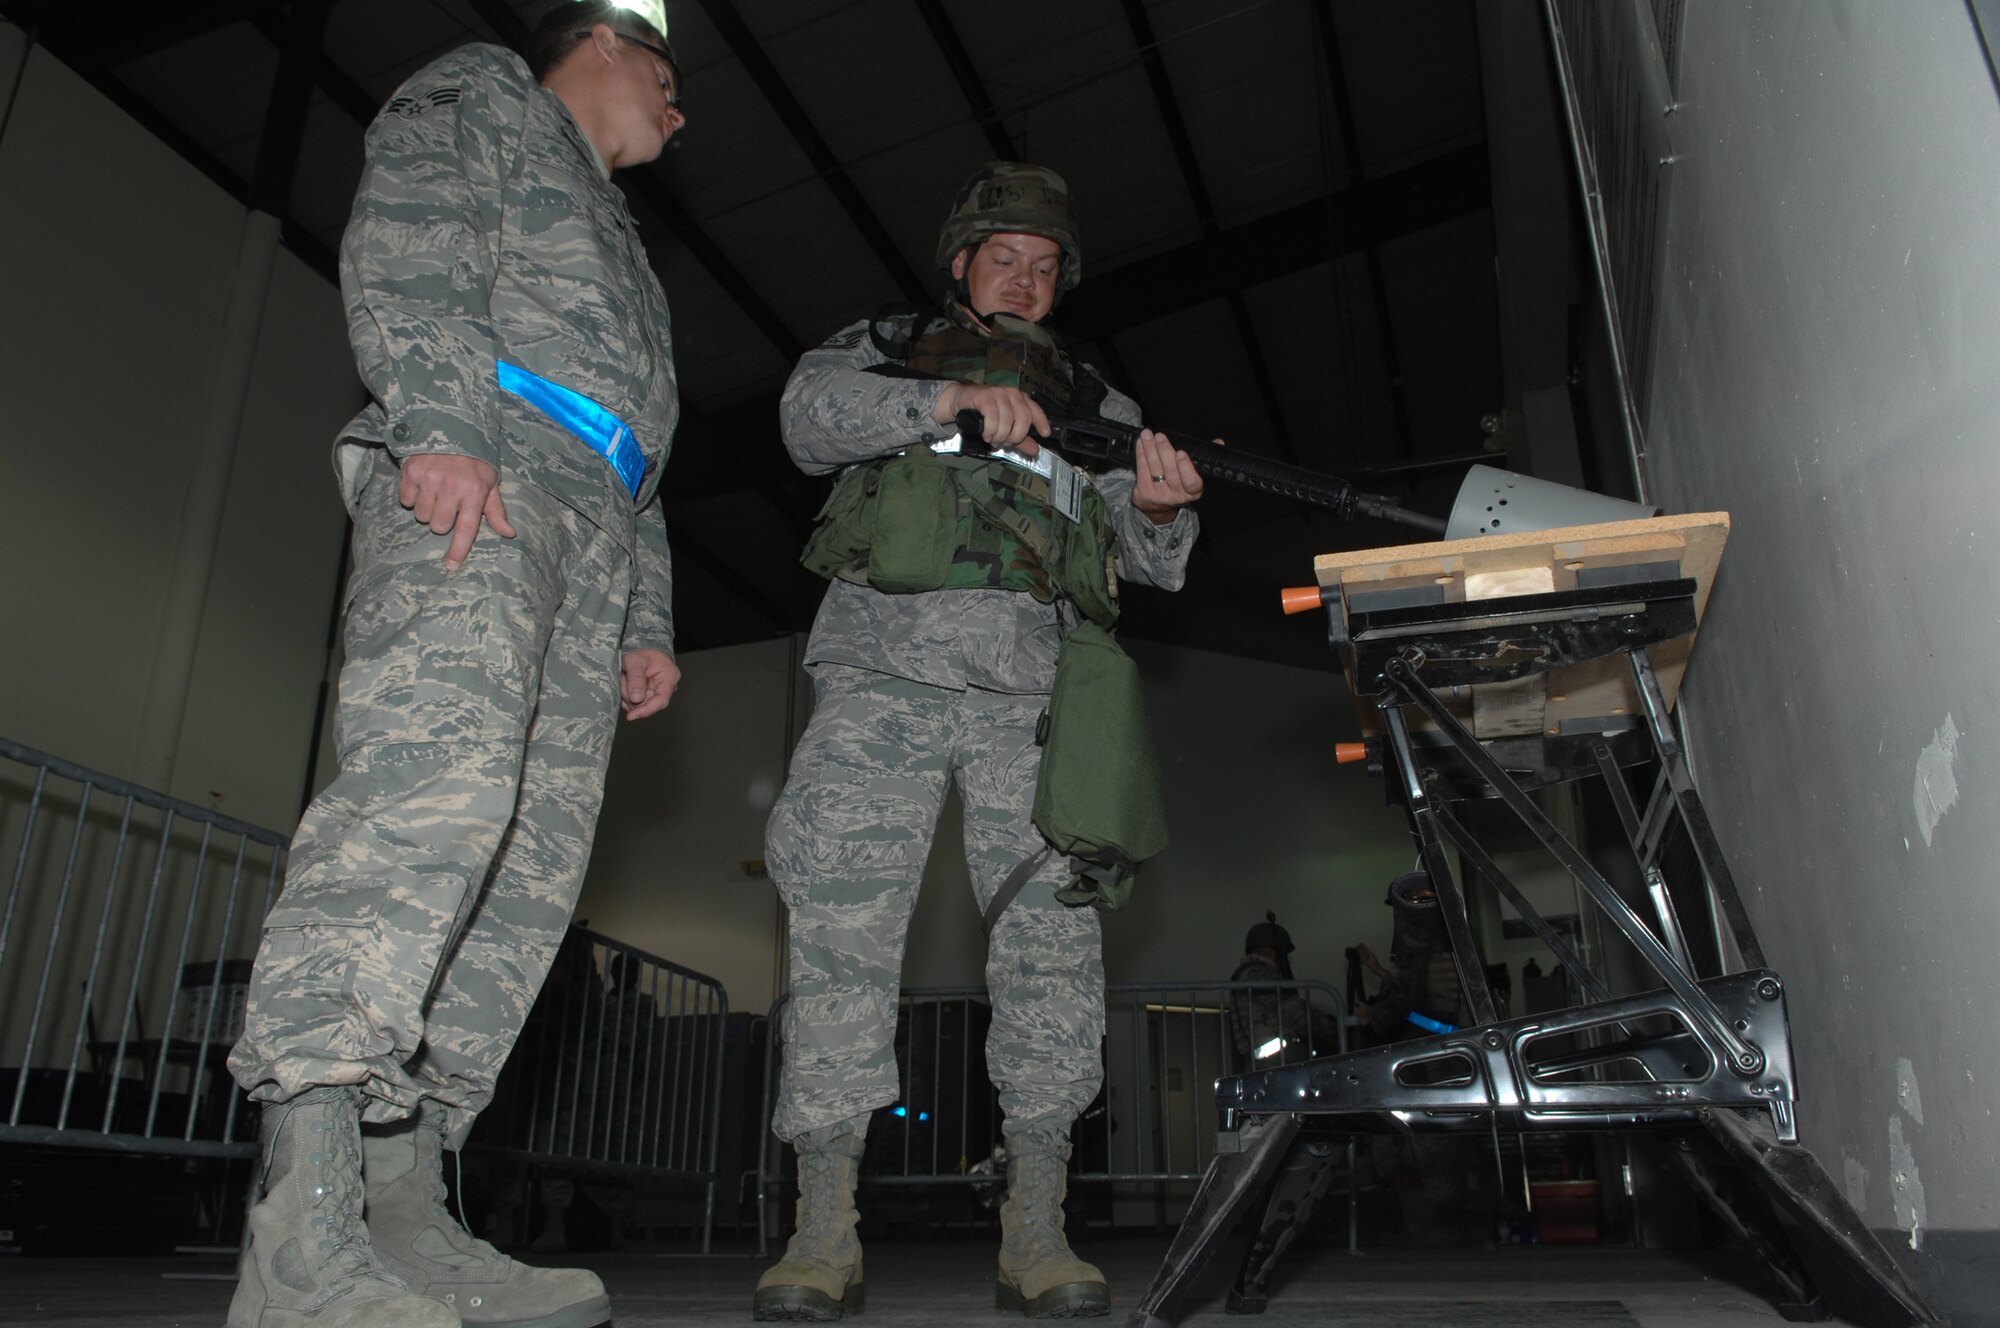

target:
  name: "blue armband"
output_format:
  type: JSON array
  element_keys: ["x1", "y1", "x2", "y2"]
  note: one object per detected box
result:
[{"x1": 497, "y1": 360, "x2": 646, "y2": 498}]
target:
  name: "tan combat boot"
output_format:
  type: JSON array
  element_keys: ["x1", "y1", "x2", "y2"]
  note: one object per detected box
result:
[
  {"x1": 752, "y1": 1119, "x2": 867, "y2": 1321},
  {"x1": 364, "y1": 1110, "x2": 610, "y2": 1328},
  {"x1": 227, "y1": 1086, "x2": 459, "y2": 1328},
  {"x1": 996, "y1": 1128, "x2": 1108, "y2": 1318}
]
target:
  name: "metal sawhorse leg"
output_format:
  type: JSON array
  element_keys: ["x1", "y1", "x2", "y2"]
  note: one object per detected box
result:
[{"x1": 1132, "y1": 565, "x2": 1932, "y2": 1328}]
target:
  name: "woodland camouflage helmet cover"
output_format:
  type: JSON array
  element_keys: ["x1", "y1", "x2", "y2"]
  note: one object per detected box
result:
[{"x1": 934, "y1": 161, "x2": 1083, "y2": 292}]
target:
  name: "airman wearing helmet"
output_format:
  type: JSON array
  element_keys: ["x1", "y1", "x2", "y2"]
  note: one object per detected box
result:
[
  {"x1": 935, "y1": 161, "x2": 1084, "y2": 294},
  {"x1": 756, "y1": 162, "x2": 1215, "y2": 1321}
]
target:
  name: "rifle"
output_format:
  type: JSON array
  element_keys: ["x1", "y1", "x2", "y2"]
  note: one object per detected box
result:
[{"x1": 951, "y1": 406, "x2": 1446, "y2": 536}]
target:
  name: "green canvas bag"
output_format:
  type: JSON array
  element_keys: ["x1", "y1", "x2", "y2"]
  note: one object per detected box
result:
[{"x1": 1029, "y1": 621, "x2": 1169, "y2": 912}]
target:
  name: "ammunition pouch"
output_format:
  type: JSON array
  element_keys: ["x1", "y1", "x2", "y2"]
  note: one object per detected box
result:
[
  {"x1": 800, "y1": 460, "x2": 881, "y2": 582},
  {"x1": 800, "y1": 449, "x2": 1120, "y2": 627},
  {"x1": 866, "y1": 447, "x2": 958, "y2": 593}
]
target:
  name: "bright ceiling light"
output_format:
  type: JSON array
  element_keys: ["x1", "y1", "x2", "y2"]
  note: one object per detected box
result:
[{"x1": 601, "y1": 0, "x2": 668, "y2": 36}]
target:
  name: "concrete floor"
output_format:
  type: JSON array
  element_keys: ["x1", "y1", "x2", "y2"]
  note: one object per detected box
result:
[{"x1": 0, "y1": 1238, "x2": 1866, "y2": 1327}]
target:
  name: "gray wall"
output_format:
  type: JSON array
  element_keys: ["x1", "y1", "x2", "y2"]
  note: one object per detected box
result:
[
  {"x1": 577, "y1": 634, "x2": 1421, "y2": 1019},
  {"x1": 0, "y1": 26, "x2": 354, "y2": 832},
  {"x1": 0, "y1": 27, "x2": 357, "y2": 1063},
  {"x1": 0, "y1": 19, "x2": 1423, "y2": 1051},
  {"x1": 1644, "y1": 2, "x2": 2000, "y2": 1313}
]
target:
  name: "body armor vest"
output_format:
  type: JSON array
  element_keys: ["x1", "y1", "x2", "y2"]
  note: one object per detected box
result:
[
  {"x1": 900, "y1": 306, "x2": 1080, "y2": 404},
  {"x1": 801, "y1": 305, "x2": 1121, "y2": 625}
]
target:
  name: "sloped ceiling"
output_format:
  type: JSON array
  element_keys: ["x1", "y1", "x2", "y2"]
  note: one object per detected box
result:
[{"x1": 3, "y1": 0, "x2": 1590, "y2": 670}]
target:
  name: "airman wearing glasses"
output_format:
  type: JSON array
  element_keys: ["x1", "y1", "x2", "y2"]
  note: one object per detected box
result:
[{"x1": 225, "y1": 7, "x2": 686, "y2": 1328}]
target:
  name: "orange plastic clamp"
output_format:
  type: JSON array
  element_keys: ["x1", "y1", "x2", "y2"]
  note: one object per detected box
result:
[{"x1": 1279, "y1": 585, "x2": 1325, "y2": 616}]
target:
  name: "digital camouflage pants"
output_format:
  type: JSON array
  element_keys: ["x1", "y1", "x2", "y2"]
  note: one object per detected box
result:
[
  {"x1": 229, "y1": 458, "x2": 632, "y2": 1146},
  {"x1": 766, "y1": 665, "x2": 1105, "y2": 1142}
]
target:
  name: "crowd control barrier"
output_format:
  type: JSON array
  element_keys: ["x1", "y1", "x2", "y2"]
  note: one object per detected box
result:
[{"x1": 0, "y1": 736, "x2": 727, "y2": 1251}]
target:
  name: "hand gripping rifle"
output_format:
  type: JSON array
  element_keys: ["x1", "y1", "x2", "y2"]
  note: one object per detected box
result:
[{"x1": 951, "y1": 406, "x2": 1446, "y2": 537}]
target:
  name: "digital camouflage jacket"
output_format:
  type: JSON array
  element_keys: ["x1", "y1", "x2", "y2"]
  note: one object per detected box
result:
[
  {"x1": 780, "y1": 315, "x2": 1198, "y2": 694},
  {"x1": 335, "y1": 43, "x2": 678, "y2": 654}
]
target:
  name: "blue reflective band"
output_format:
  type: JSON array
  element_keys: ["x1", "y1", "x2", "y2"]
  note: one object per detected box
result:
[
  {"x1": 496, "y1": 360, "x2": 645, "y2": 498},
  {"x1": 1406, "y1": 1012, "x2": 1456, "y2": 1035}
]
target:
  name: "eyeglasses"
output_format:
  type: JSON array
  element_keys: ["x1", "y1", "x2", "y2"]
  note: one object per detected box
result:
[{"x1": 578, "y1": 29, "x2": 685, "y2": 113}]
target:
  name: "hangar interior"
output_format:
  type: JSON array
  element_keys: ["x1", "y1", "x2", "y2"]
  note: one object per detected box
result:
[{"x1": 2, "y1": 1, "x2": 1998, "y2": 1325}]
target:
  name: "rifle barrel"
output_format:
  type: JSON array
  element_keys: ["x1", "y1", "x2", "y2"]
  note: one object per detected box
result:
[{"x1": 1165, "y1": 435, "x2": 1446, "y2": 536}]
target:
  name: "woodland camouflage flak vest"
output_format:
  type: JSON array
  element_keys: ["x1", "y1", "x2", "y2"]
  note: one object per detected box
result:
[{"x1": 800, "y1": 304, "x2": 1120, "y2": 626}]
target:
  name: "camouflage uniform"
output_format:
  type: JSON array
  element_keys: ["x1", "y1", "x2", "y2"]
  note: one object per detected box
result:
[
  {"x1": 766, "y1": 320, "x2": 1196, "y2": 1141},
  {"x1": 229, "y1": 43, "x2": 678, "y2": 1145}
]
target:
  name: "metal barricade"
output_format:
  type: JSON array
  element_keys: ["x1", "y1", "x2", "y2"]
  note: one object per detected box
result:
[
  {"x1": 0, "y1": 737, "x2": 731, "y2": 1251},
  {"x1": 755, "y1": 980, "x2": 1356, "y2": 1255},
  {"x1": 474, "y1": 927, "x2": 730, "y2": 1252},
  {"x1": 0, "y1": 736, "x2": 283, "y2": 1159}
]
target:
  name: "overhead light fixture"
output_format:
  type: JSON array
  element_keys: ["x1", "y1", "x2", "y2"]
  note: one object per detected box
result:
[{"x1": 599, "y1": 0, "x2": 668, "y2": 35}]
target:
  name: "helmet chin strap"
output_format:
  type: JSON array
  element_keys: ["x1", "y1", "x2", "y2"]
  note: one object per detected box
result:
[{"x1": 949, "y1": 240, "x2": 984, "y2": 318}]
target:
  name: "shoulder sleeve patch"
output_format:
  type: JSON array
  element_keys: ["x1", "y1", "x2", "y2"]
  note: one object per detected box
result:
[{"x1": 385, "y1": 86, "x2": 461, "y2": 120}]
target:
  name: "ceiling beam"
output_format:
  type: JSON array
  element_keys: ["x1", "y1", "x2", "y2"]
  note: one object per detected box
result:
[
  {"x1": 409, "y1": 0, "x2": 807, "y2": 363},
  {"x1": 410, "y1": 0, "x2": 814, "y2": 631},
  {"x1": 664, "y1": 393, "x2": 795, "y2": 498},
  {"x1": 458, "y1": 0, "x2": 528, "y2": 49},
  {"x1": 669, "y1": 396, "x2": 823, "y2": 523},
  {"x1": 1059, "y1": 143, "x2": 1491, "y2": 338},
  {"x1": 248, "y1": 9, "x2": 377, "y2": 126},
  {"x1": 1120, "y1": 0, "x2": 1297, "y2": 464},
  {"x1": 6, "y1": 0, "x2": 294, "y2": 69},
  {"x1": 911, "y1": 0, "x2": 1017, "y2": 160},
  {"x1": 659, "y1": 513, "x2": 801, "y2": 637},
  {"x1": 0, "y1": 20, "x2": 336, "y2": 276},
  {"x1": 1313, "y1": 4, "x2": 1416, "y2": 459},
  {"x1": 668, "y1": 156, "x2": 1489, "y2": 502},
  {"x1": 691, "y1": 0, "x2": 930, "y2": 304},
  {"x1": 247, "y1": 0, "x2": 332, "y2": 214},
  {"x1": 625, "y1": 171, "x2": 804, "y2": 362}
]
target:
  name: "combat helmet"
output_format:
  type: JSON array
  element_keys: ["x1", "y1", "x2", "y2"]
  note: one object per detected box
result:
[
  {"x1": 1244, "y1": 911, "x2": 1295, "y2": 957},
  {"x1": 935, "y1": 161, "x2": 1083, "y2": 292}
]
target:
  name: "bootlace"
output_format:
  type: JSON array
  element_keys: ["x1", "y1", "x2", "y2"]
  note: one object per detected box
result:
[
  {"x1": 789, "y1": 1135, "x2": 860, "y2": 1263},
  {"x1": 421, "y1": 1117, "x2": 504, "y2": 1261},
  {"x1": 307, "y1": 1107, "x2": 389, "y2": 1285},
  {"x1": 1003, "y1": 1144, "x2": 1074, "y2": 1265},
  {"x1": 413, "y1": 1125, "x2": 459, "y2": 1225}
]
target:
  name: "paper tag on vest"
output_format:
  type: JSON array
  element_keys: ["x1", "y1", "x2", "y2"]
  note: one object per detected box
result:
[{"x1": 931, "y1": 434, "x2": 1085, "y2": 522}]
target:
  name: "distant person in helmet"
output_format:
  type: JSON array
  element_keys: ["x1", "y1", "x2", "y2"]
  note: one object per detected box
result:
[
  {"x1": 756, "y1": 162, "x2": 1210, "y2": 1321},
  {"x1": 1229, "y1": 913, "x2": 1343, "y2": 1065}
]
